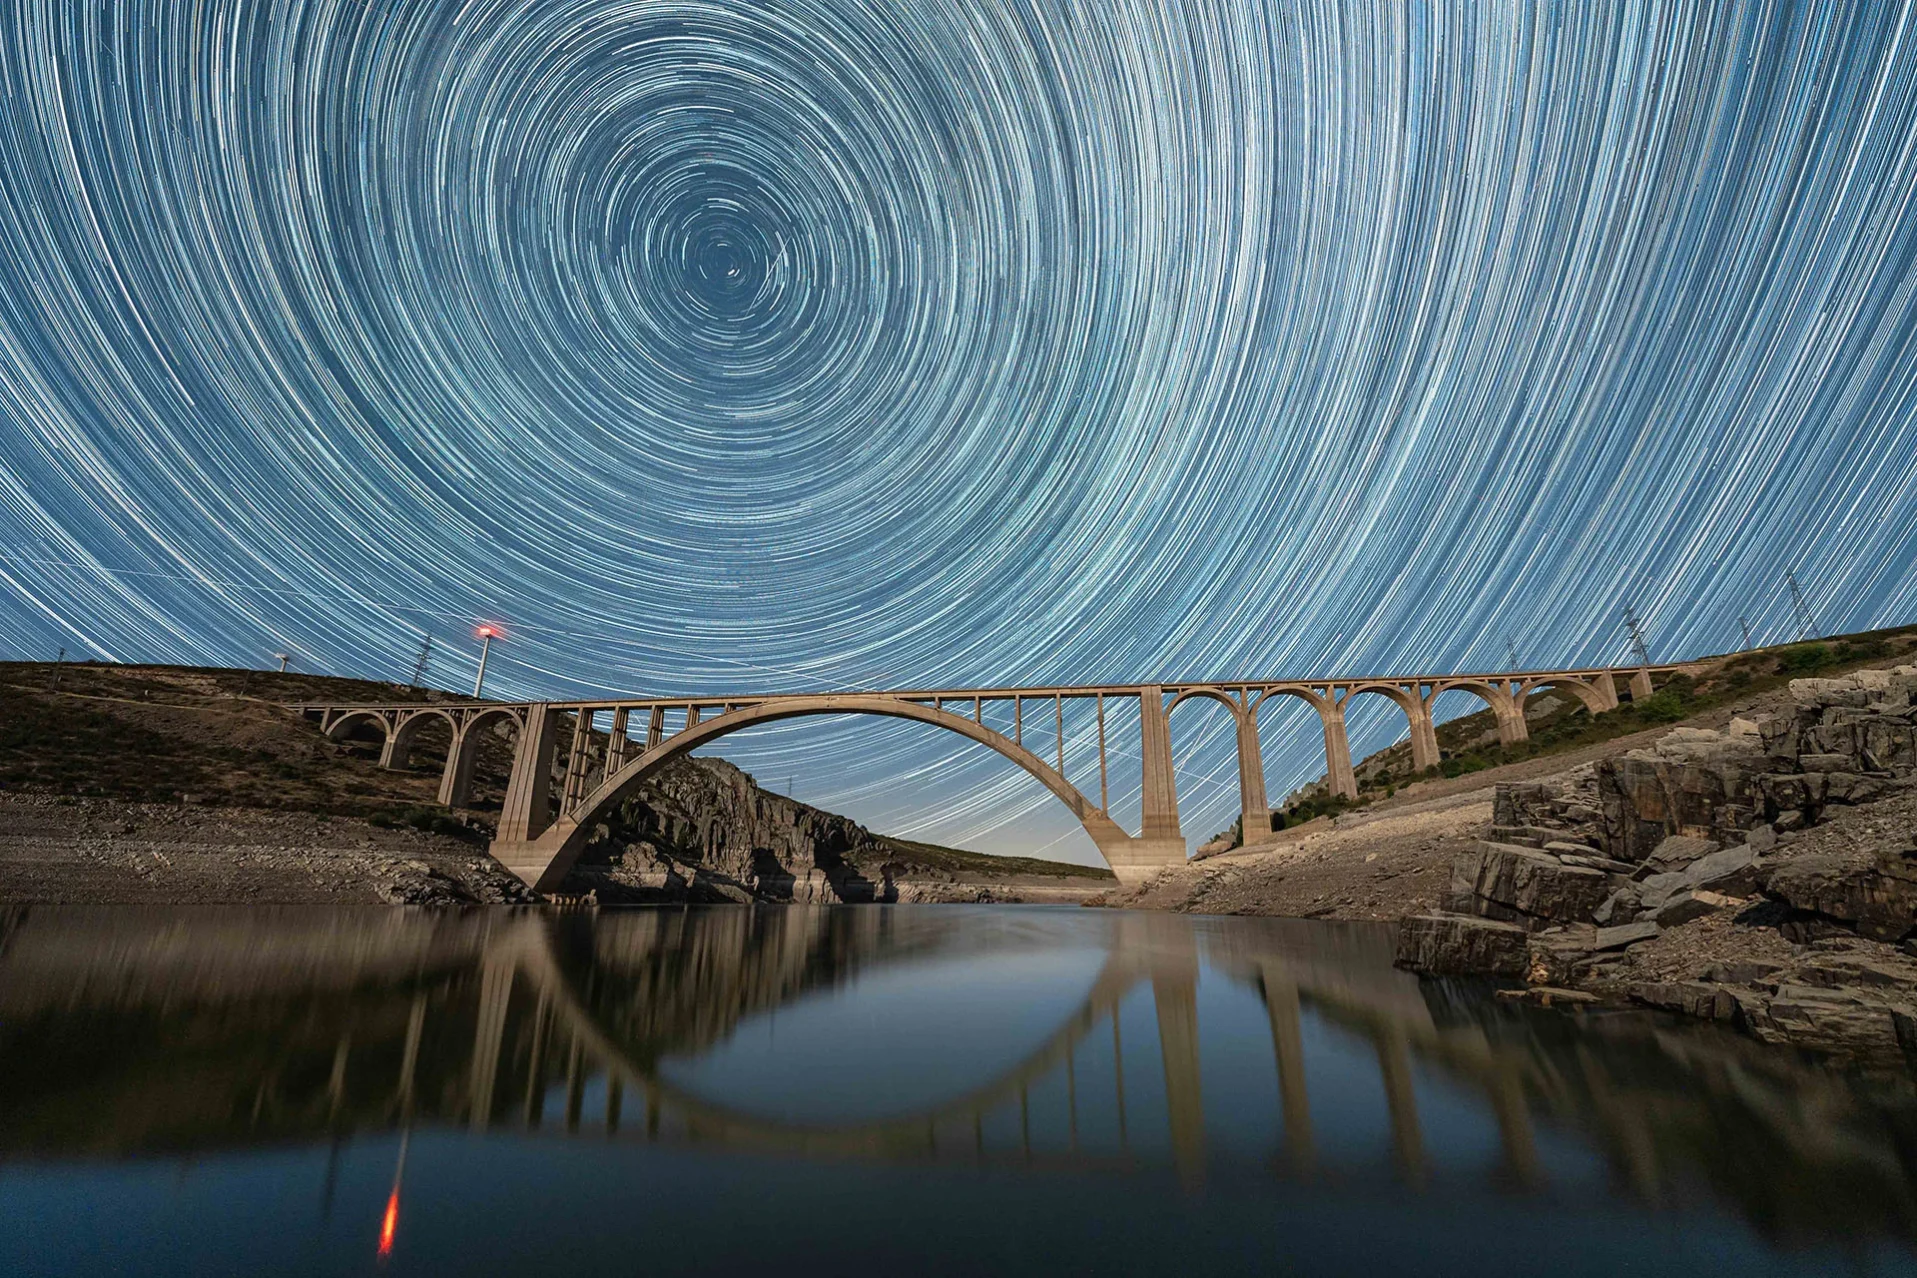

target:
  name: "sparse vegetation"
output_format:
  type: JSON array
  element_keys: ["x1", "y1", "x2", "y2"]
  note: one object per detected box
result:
[{"x1": 1338, "y1": 624, "x2": 1917, "y2": 792}]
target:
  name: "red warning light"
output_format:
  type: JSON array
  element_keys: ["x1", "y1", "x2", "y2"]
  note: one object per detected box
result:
[
  {"x1": 378, "y1": 1188, "x2": 400, "y2": 1257},
  {"x1": 476, "y1": 626, "x2": 496, "y2": 639}
]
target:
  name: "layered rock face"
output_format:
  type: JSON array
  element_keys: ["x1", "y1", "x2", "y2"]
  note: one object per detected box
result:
[
  {"x1": 574, "y1": 756, "x2": 893, "y2": 903},
  {"x1": 1398, "y1": 664, "x2": 1917, "y2": 1062},
  {"x1": 563, "y1": 756, "x2": 1097, "y2": 904}
]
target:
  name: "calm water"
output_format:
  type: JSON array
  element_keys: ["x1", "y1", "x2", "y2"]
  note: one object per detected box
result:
[{"x1": 3, "y1": 905, "x2": 1916, "y2": 1276}]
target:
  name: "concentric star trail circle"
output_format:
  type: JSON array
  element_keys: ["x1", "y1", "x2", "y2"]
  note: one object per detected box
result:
[{"x1": 4, "y1": 2, "x2": 1917, "y2": 860}]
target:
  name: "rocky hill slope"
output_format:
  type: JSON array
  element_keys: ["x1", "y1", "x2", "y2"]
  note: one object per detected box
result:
[{"x1": 0, "y1": 661, "x2": 1109, "y2": 904}]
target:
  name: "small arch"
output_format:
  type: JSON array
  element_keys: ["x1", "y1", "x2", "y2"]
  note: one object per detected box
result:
[
  {"x1": 1515, "y1": 677, "x2": 1608, "y2": 721},
  {"x1": 1165, "y1": 687, "x2": 1257, "y2": 846},
  {"x1": 324, "y1": 709, "x2": 391, "y2": 746},
  {"x1": 1430, "y1": 679, "x2": 1524, "y2": 749},
  {"x1": 461, "y1": 705, "x2": 526, "y2": 741},
  {"x1": 388, "y1": 707, "x2": 460, "y2": 769},
  {"x1": 1249, "y1": 685, "x2": 1335, "y2": 717},
  {"x1": 1335, "y1": 682, "x2": 1436, "y2": 779},
  {"x1": 1164, "y1": 686, "x2": 1244, "y2": 718},
  {"x1": 1250, "y1": 686, "x2": 1353, "y2": 811}
]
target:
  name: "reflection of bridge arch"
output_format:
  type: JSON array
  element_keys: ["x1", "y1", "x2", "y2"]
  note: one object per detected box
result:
[
  {"x1": 457, "y1": 914, "x2": 1542, "y2": 1186},
  {"x1": 517, "y1": 926, "x2": 1151, "y2": 1157}
]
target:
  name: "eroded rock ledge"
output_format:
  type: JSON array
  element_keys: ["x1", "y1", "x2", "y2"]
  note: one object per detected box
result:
[
  {"x1": 565, "y1": 756, "x2": 1110, "y2": 904},
  {"x1": 1397, "y1": 664, "x2": 1917, "y2": 1065}
]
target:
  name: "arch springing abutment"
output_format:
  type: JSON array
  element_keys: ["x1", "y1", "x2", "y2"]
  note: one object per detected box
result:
[{"x1": 299, "y1": 661, "x2": 1695, "y2": 890}]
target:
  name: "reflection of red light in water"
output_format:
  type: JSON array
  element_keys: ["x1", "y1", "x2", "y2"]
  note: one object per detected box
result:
[{"x1": 378, "y1": 1189, "x2": 399, "y2": 1258}]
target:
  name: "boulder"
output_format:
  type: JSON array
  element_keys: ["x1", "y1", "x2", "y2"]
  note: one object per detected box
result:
[
  {"x1": 1686, "y1": 844, "x2": 1764, "y2": 895},
  {"x1": 1635, "y1": 871, "x2": 1691, "y2": 911},
  {"x1": 1654, "y1": 889, "x2": 1744, "y2": 928},
  {"x1": 1395, "y1": 913, "x2": 1529, "y2": 975},
  {"x1": 1597, "y1": 749, "x2": 1763, "y2": 862},
  {"x1": 1593, "y1": 919, "x2": 1662, "y2": 950},
  {"x1": 1647, "y1": 834, "x2": 1721, "y2": 870},
  {"x1": 1557, "y1": 852, "x2": 1636, "y2": 874},
  {"x1": 1632, "y1": 980, "x2": 1745, "y2": 1022},
  {"x1": 1593, "y1": 885, "x2": 1641, "y2": 924},
  {"x1": 1766, "y1": 845, "x2": 1917, "y2": 942},
  {"x1": 1447, "y1": 841, "x2": 1613, "y2": 927}
]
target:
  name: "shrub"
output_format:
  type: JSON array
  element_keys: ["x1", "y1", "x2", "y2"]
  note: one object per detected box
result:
[{"x1": 1776, "y1": 643, "x2": 1833, "y2": 673}]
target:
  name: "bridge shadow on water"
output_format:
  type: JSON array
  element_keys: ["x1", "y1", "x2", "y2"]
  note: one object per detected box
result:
[{"x1": 3, "y1": 905, "x2": 1917, "y2": 1275}]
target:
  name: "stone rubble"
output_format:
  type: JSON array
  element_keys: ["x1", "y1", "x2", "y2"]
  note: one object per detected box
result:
[{"x1": 1395, "y1": 663, "x2": 1917, "y2": 1063}]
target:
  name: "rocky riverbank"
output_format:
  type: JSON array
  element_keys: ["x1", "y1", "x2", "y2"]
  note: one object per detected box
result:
[{"x1": 1395, "y1": 663, "x2": 1917, "y2": 1065}]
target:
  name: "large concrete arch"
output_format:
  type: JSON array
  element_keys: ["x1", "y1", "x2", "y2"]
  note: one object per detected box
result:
[
  {"x1": 493, "y1": 695, "x2": 1147, "y2": 891},
  {"x1": 514, "y1": 921, "x2": 1143, "y2": 1148}
]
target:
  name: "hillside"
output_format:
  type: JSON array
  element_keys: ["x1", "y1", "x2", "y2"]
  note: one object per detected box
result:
[
  {"x1": 1111, "y1": 622, "x2": 1917, "y2": 919},
  {"x1": 0, "y1": 661, "x2": 1107, "y2": 903},
  {"x1": 1267, "y1": 624, "x2": 1917, "y2": 826}
]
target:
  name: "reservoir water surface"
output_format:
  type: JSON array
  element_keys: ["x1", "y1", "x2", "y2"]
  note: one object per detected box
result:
[{"x1": 2, "y1": 904, "x2": 1914, "y2": 1275}]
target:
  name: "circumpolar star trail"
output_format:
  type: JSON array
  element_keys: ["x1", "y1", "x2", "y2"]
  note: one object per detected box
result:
[{"x1": 4, "y1": 1, "x2": 1917, "y2": 862}]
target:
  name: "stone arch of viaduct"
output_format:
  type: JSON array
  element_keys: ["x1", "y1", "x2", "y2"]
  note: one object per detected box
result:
[{"x1": 303, "y1": 661, "x2": 1692, "y2": 890}]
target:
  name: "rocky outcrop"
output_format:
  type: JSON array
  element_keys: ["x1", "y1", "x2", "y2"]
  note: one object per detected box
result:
[
  {"x1": 1443, "y1": 841, "x2": 1612, "y2": 926},
  {"x1": 1596, "y1": 668, "x2": 1917, "y2": 860},
  {"x1": 1765, "y1": 839, "x2": 1917, "y2": 943},
  {"x1": 566, "y1": 756, "x2": 1106, "y2": 904},
  {"x1": 1395, "y1": 913, "x2": 1530, "y2": 975},
  {"x1": 1397, "y1": 664, "x2": 1917, "y2": 1062}
]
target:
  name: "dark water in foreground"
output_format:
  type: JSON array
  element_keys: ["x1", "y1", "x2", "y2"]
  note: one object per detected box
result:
[{"x1": 3, "y1": 906, "x2": 1917, "y2": 1276}]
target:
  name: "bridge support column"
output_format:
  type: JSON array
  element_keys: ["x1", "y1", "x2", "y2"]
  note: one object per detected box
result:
[
  {"x1": 470, "y1": 955, "x2": 513, "y2": 1130},
  {"x1": 1233, "y1": 710, "x2": 1273, "y2": 842},
  {"x1": 439, "y1": 726, "x2": 480, "y2": 808},
  {"x1": 1629, "y1": 667, "x2": 1655, "y2": 701},
  {"x1": 1262, "y1": 973, "x2": 1314, "y2": 1171},
  {"x1": 605, "y1": 707, "x2": 632, "y2": 775},
  {"x1": 498, "y1": 704, "x2": 559, "y2": 846},
  {"x1": 1493, "y1": 693, "x2": 1529, "y2": 749},
  {"x1": 1407, "y1": 703, "x2": 1441, "y2": 773},
  {"x1": 1376, "y1": 1028, "x2": 1426, "y2": 1186},
  {"x1": 1318, "y1": 707, "x2": 1358, "y2": 800},
  {"x1": 1138, "y1": 686, "x2": 1181, "y2": 843},
  {"x1": 1591, "y1": 671, "x2": 1621, "y2": 712},
  {"x1": 1153, "y1": 965, "x2": 1205, "y2": 1187},
  {"x1": 378, "y1": 730, "x2": 409, "y2": 771}
]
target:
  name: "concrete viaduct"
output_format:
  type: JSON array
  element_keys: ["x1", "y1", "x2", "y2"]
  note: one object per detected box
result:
[{"x1": 302, "y1": 660, "x2": 1696, "y2": 891}]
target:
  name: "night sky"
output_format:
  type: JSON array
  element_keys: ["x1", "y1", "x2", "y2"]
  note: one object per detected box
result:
[{"x1": 3, "y1": 1, "x2": 1916, "y2": 862}]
